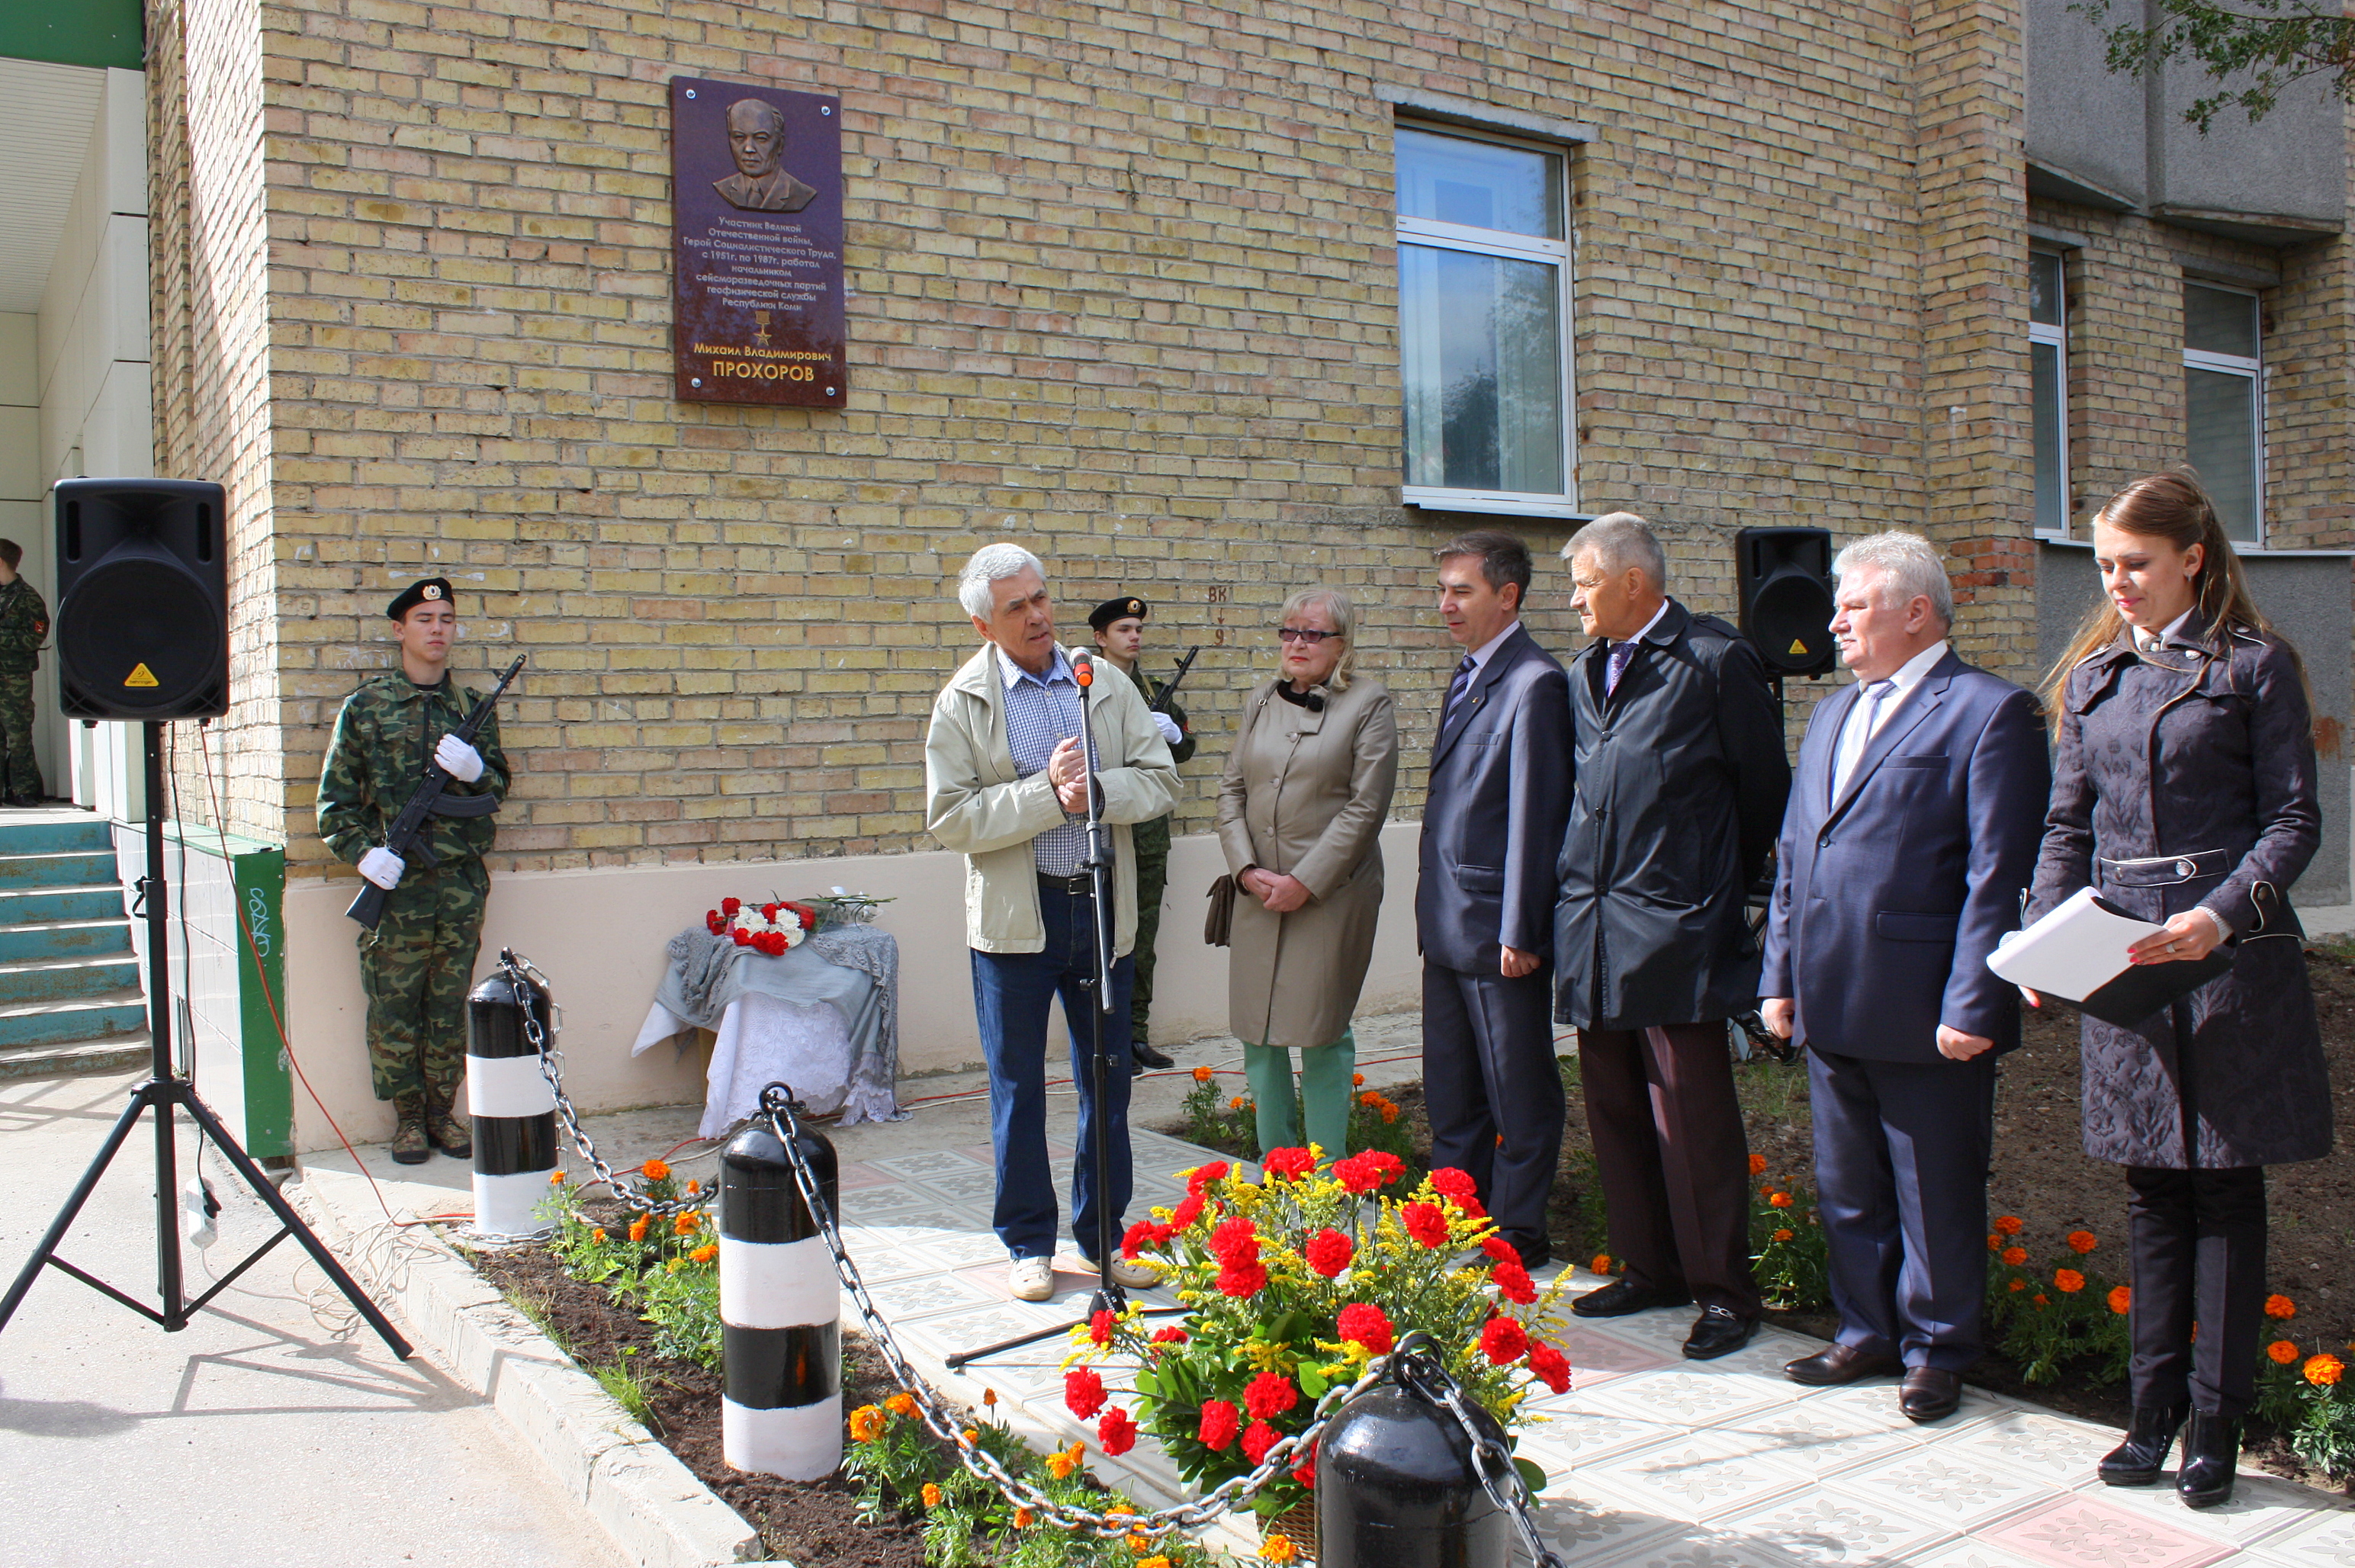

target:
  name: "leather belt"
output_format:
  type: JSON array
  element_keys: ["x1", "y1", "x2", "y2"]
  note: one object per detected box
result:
[
  {"x1": 1036, "y1": 872, "x2": 1092, "y2": 895},
  {"x1": 2100, "y1": 850, "x2": 2228, "y2": 887}
]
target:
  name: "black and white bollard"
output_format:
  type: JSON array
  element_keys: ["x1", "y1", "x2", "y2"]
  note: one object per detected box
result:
[
  {"x1": 1319, "y1": 1336, "x2": 1511, "y2": 1568},
  {"x1": 466, "y1": 966, "x2": 560, "y2": 1239},
  {"x1": 720, "y1": 1088, "x2": 842, "y2": 1480}
]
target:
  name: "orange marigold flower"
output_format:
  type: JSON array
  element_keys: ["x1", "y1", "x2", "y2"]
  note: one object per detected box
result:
[
  {"x1": 627, "y1": 1216, "x2": 650, "y2": 1243},
  {"x1": 684, "y1": 1178, "x2": 701, "y2": 1197},
  {"x1": 1262, "y1": 1534, "x2": 1299, "y2": 1564},
  {"x1": 1379, "y1": 1102, "x2": 1399, "y2": 1124},
  {"x1": 674, "y1": 1210, "x2": 702, "y2": 1235},
  {"x1": 1993, "y1": 1215, "x2": 2023, "y2": 1236},
  {"x1": 2054, "y1": 1268, "x2": 2085, "y2": 1293},
  {"x1": 847, "y1": 1404, "x2": 886, "y2": 1442},
  {"x1": 1230, "y1": 1096, "x2": 1248, "y2": 1110},
  {"x1": 2305, "y1": 1353, "x2": 2344, "y2": 1388},
  {"x1": 885, "y1": 1392, "x2": 917, "y2": 1419},
  {"x1": 921, "y1": 1483, "x2": 944, "y2": 1509},
  {"x1": 1360, "y1": 1091, "x2": 1383, "y2": 1107},
  {"x1": 2109, "y1": 1286, "x2": 2131, "y2": 1314},
  {"x1": 1592, "y1": 1253, "x2": 1614, "y2": 1275},
  {"x1": 2267, "y1": 1294, "x2": 2298, "y2": 1319},
  {"x1": 1987, "y1": 1233, "x2": 2002, "y2": 1252},
  {"x1": 1352, "y1": 1072, "x2": 1366, "y2": 1086},
  {"x1": 590, "y1": 1229, "x2": 607, "y2": 1244},
  {"x1": 1193, "y1": 1065, "x2": 1215, "y2": 1082},
  {"x1": 961, "y1": 1428, "x2": 978, "y2": 1446},
  {"x1": 2065, "y1": 1229, "x2": 2096, "y2": 1254},
  {"x1": 1139, "y1": 1558, "x2": 1171, "y2": 1568},
  {"x1": 2270, "y1": 1340, "x2": 2301, "y2": 1366},
  {"x1": 1126, "y1": 1532, "x2": 1152, "y2": 1554},
  {"x1": 1772, "y1": 1228, "x2": 1794, "y2": 1243},
  {"x1": 2000, "y1": 1246, "x2": 2028, "y2": 1268},
  {"x1": 1014, "y1": 1507, "x2": 1034, "y2": 1528},
  {"x1": 983, "y1": 1388, "x2": 998, "y2": 1406},
  {"x1": 1769, "y1": 1192, "x2": 1794, "y2": 1209},
  {"x1": 2032, "y1": 1293, "x2": 2050, "y2": 1308},
  {"x1": 1748, "y1": 1153, "x2": 1767, "y2": 1176},
  {"x1": 642, "y1": 1158, "x2": 671, "y2": 1182},
  {"x1": 548, "y1": 1170, "x2": 567, "y2": 1185},
  {"x1": 2008, "y1": 1279, "x2": 2026, "y2": 1292},
  {"x1": 1046, "y1": 1451, "x2": 1079, "y2": 1480},
  {"x1": 690, "y1": 1242, "x2": 717, "y2": 1263}
]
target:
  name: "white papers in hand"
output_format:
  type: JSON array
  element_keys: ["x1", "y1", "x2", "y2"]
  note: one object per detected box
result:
[{"x1": 1984, "y1": 886, "x2": 2161, "y2": 1000}]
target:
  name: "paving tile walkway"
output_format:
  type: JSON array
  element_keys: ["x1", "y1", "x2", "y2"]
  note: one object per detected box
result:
[{"x1": 304, "y1": 1018, "x2": 2355, "y2": 1566}]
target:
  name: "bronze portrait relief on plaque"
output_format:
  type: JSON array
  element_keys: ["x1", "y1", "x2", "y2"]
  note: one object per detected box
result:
[{"x1": 670, "y1": 77, "x2": 847, "y2": 407}]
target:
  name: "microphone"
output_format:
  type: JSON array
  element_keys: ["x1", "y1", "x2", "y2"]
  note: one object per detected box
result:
[{"x1": 1073, "y1": 651, "x2": 1094, "y2": 689}]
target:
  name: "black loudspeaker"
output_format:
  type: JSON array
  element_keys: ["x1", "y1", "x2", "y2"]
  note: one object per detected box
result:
[
  {"x1": 53, "y1": 478, "x2": 230, "y2": 721},
  {"x1": 1735, "y1": 526, "x2": 1838, "y2": 679}
]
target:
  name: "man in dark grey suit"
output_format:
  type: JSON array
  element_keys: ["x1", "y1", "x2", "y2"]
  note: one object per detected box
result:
[
  {"x1": 1555, "y1": 512, "x2": 1790, "y2": 1361},
  {"x1": 1416, "y1": 531, "x2": 1573, "y2": 1269},
  {"x1": 1762, "y1": 530, "x2": 2049, "y2": 1422}
]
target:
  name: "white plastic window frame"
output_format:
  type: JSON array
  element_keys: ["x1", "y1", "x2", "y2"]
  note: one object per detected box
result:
[
  {"x1": 1395, "y1": 121, "x2": 1579, "y2": 519},
  {"x1": 2029, "y1": 249, "x2": 2069, "y2": 539},
  {"x1": 2182, "y1": 281, "x2": 2265, "y2": 548}
]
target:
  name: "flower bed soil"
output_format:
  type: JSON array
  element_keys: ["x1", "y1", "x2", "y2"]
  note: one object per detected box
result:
[{"x1": 471, "y1": 1241, "x2": 931, "y2": 1568}]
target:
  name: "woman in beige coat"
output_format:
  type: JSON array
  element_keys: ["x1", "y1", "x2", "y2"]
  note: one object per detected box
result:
[{"x1": 1217, "y1": 587, "x2": 1399, "y2": 1158}]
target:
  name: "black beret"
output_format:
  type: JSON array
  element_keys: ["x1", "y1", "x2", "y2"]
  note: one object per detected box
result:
[
  {"x1": 1088, "y1": 595, "x2": 1149, "y2": 632},
  {"x1": 387, "y1": 577, "x2": 455, "y2": 619}
]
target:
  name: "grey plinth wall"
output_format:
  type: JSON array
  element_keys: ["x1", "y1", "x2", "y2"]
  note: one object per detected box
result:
[{"x1": 2035, "y1": 539, "x2": 2352, "y2": 907}]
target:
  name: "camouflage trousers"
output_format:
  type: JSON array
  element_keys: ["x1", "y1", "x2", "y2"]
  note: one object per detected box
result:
[
  {"x1": 358, "y1": 857, "x2": 488, "y2": 1103},
  {"x1": 0, "y1": 670, "x2": 40, "y2": 799},
  {"x1": 1129, "y1": 843, "x2": 1168, "y2": 1045}
]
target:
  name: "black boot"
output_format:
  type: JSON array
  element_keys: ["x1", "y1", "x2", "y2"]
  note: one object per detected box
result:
[
  {"x1": 2176, "y1": 1411, "x2": 2240, "y2": 1509},
  {"x1": 2097, "y1": 1405, "x2": 2186, "y2": 1486}
]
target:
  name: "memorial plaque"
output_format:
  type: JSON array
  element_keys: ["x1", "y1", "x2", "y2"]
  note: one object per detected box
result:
[{"x1": 669, "y1": 77, "x2": 847, "y2": 406}]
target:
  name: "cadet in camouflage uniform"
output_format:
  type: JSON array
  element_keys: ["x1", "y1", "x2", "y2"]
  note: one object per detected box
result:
[
  {"x1": 1090, "y1": 596, "x2": 1195, "y2": 1075},
  {"x1": 317, "y1": 578, "x2": 510, "y2": 1163},
  {"x1": 0, "y1": 540, "x2": 50, "y2": 806}
]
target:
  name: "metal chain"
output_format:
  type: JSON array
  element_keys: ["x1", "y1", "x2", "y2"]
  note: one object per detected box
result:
[
  {"x1": 1398, "y1": 1353, "x2": 1566, "y2": 1568},
  {"x1": 505, "y1": 950, "x2": 705, "y2": 1220},
  {"x1": 757, "y1": 1083, "x2": 1381, "y2": 1541}
]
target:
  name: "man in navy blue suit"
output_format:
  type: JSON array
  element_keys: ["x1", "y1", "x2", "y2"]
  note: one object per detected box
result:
[{"x1": 1761, "y1": 530, "x2": 2049, "y2": 1423}]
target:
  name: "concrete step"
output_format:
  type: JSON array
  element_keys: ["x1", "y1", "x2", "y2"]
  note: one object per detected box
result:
[
  {"x1": 0, "y1": 917, "x2": 130, "y2": 963},
  {"x1": 0, "y1": 850, "x2": 119, "y2": 890},
  {"x1": 0, "y1": 816, "x2": 111, "y2": 856},
  {"x1": 0, "y1": 953, "x2": 144, "y2": 1004},
  {"x1": 0, "y1": 884, "x2": 130, "y2": 926},
  {"x1": 0, "y1": 989, "x2": 149, "y2": 1049},
  {"x1": 0, "y1": 1031, "x2": 150, "y2": 1081}
]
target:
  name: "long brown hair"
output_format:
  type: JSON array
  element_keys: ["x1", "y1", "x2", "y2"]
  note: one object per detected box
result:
[{"x1": 2039, "y1": 466, "x2": 2296, "y2": 730}]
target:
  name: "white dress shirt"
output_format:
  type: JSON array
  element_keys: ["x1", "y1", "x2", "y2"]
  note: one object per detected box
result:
[{"x1": 1831, "y1": 638, "x2": 1947, "y2": 801}]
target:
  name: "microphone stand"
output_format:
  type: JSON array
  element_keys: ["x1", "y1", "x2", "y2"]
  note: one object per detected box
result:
[{"x1": 947, "y1": 653, "x2": 1181, "y2": 1369}]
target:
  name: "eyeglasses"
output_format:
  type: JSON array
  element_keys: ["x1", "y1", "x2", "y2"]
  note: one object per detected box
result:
[{"x1": 1276, "y1": 627, "x2": 1341, "y2": 644}]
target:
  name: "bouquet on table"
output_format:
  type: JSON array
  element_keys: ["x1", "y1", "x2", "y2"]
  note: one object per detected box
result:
[
  {"x1": 1060, "y1": 1145, "x2": 1572, "y2": 1520},
  {"x1": 705, "y1": 896, "x2": 818, "y2": 956}
]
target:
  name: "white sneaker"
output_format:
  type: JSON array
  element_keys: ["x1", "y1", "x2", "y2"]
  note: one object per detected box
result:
[
  {"x1": 1009, "y1": 1256, "x2": 1055, "y2": 1301},
  {"x1": 1097, "y1": 1255, "x2": 1161, "y2": 1290}
]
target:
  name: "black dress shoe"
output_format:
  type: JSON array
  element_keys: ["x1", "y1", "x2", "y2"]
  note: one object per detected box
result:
[
  {"x1": 1514, "y1": 1242, "x2": 1551, "y2": 1271},
  {"x1": 2099, "y1": 1405, "x2": 2187, "y2": 1487},
  {"x1": 1131, "y1": 1039, "x2": 1174, "y2": 1072},
  {"x1": 1899, "y1": 1367, "x2": 1964, "y2": 1422},
  {"x1": 1683, "y1": 1305, "x2": 1756, "y2": 1360},
  {"x1": 2176, "y1": 1411, "x2": 2241, "y2": 1509},
  {"x1": 1571, "y1": 1277, "x2": 1692, "y2": 1318},
  {"x1": 1785, "y1": 1343, "x2": 1904, "y2": 1386}
]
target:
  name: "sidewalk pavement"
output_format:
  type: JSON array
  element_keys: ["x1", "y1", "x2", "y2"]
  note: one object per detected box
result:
[
  {"x1": 0, "y1": 1068, "x2": 624, "y2": 1568},
  {"x1": 304, "y1": 1011, "x2": 2355, "y2": 1568}
]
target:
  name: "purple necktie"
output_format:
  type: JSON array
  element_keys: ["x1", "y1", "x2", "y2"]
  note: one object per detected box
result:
[
  {"x1": 1605, "y1": 638, "x2": 1640, "y2": 696},
  {"x1": 1442, "y1": 654, "x2": 1476, "y2": 725}
]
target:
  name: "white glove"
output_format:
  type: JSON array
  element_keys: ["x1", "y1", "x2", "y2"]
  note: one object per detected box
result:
[
  {"x1": 358, "y1": 847, "x2": 406, "y2": 889},
  {"x1": 435, "y1": 733, "x2": 485, "y2": 783},
  {"x1": 1151, "y1": 711, "x2": 1182, "y2": 747}
]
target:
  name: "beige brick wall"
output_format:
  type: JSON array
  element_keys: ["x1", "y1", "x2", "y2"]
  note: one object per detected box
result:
[{"x1": 141, "y1": 0, "x2": 2341, "y2": 880}]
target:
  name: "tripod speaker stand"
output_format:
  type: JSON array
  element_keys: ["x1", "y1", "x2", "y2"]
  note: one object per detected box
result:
[{"x1": 0, "y1": 723, "x2": 410, "y2": 1358}]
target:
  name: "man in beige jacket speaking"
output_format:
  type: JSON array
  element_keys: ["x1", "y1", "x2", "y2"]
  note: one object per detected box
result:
[{"x1": 925, "y1": 543, "x2": 1181, "y2": 1302}]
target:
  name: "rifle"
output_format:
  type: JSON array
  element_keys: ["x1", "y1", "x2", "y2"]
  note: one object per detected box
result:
[
  {"x1": 345, "y1": 654, "x2": 526, "y2": 930},
  {"x1": 1149, "y1": 646, "x2": 1200, "y2": 714}
]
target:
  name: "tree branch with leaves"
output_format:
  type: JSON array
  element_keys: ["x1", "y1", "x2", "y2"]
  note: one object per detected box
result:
[{"x1": 2074, "y1": 0, "x2": 2355, "y2": 130}]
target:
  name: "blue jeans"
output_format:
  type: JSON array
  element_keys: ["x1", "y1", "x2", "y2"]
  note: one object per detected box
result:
[{"x1": 969, "y1": 883, "x2": 1135, "y2": 1260}]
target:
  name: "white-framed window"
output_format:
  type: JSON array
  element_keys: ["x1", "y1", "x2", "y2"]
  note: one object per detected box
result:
[
  {"x1": 2029, "y1": 250, "x2": 2068, "y2": 535},
  {"x1": 1394, "y1": 124, "x2": 1574, "y2": 516},
  {"x1": 2183, "y1": 281, "x2": 2263, "y2": 544}
]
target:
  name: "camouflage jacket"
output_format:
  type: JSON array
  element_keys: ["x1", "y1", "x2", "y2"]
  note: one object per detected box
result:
[
  {"x1": 317, "y1": 671, "x2": 509, "y2": 869},
  {"x1": 1126, "y1": 660, "x2": 1194, "y2": 857},
  {"x1": 0, "y1": 580, "x2": 50, "y2": 673}
]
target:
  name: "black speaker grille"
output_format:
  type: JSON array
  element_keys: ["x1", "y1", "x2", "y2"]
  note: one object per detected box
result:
[
  {"x1": 1750, "y1": 570, "x2": 1838, "y2": 675},
  {"x1": 57, "y1": 556, "x2": 226, "y2": 713}
]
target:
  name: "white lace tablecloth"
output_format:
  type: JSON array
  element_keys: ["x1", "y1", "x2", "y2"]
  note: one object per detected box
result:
[{"x1": 631, "y1": 992, "x2": 854, "y2": 1139}]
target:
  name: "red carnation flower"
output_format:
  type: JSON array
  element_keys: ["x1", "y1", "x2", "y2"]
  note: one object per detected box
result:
[
  {"x1": 1217, "y1": 1261, "x2": 1269, "y2": 1298},
  {"x1": 1097, "y1": 1406, "x2": 1137, "y2": 1456},
  {"x1": 1168, "y1": 1193, "x2": 1204, "y2": 1232},
  {"x1": 721, "y1": 898, "x2": 741, "y2": 914},
  {"x1": 1361, "y1": 1151, "x2": 1405, "y2": 1186},
  {"x1": 1209, "y1": 1216, "x2": 1261, "y2": 1268},
  {"x1": 1242, "y1": 1419, "x2": 1280, "y2": 1466},
  {"x1": 1245, "y1": 1371, "x2": 1301, "y2": 1421},
  {"x1": 1293, "y1": 1441, "x2": 1318, "y2": 1489},
  {"x1": 1481, "y1": 1235, "x2": 1518, "y2": 1264},
  {"x1": 1304, "y1": 1227, "x2": 1353, "y2": 1278},
  {"x1": 795, "y1": 906, "x2": 816, "y2": 931},
  {"x1": 1526, "y1": 1341, "x2": 1571, "y2": 1394},
  {"x1": 1492, "y1": 1258, "x2": 1537, "y2": 1305},
  {"x1": 731, "y1": 927, "x2": 751, "y2": 946},
  {"x1": 1454, "y1": 1192, "x2": 1488, "y2": 1219},
  {"x1": 1431, "y1": 1168, "x2": 1477, "y2": 1201},
  {"x1": 1480, "y1": 1316, "x2": 1531, "y2": 1365},
  {"x1": 1402, "y1": 1203, "x2": 1450, "y2": 1248},
  {"x1": 1088, "y1": 1308, "x2": 1116, "y2": 1347},
  {"x1": 1064, "y1": 1367, "x2": 1107, "y2": 1419},
  {"x1": 1187, "y1": 1162, "x2": 1230, "y2": 1197},
  {"x1": 1122, "y1": 1221, "x2": 1165, "y2": 1260},
  {"x1": 1150, "y1": 1325, "x2": 1189, "y2": 1345},
  {"x1": 1337, "y1": 1302, "x2": 1395, "y2": 1355},
  {"x1": 1332, "y1": 1154, "x2": 1383, "y2": 1194},
  {"x1": 1263, "y1": 1146, "x2": 1316, "y2": 1181},
  {"x1": 1198, "y1": 1398, "x2": 1241, "y2": 1451},
  {"x1": 761, "y1": 903, "x2": 780, "y2": 921}
]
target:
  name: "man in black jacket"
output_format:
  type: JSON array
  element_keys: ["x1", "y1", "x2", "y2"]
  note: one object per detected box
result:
[
  {"x1": 1553, "y1": 512, "x2": 1790, "y2": 1359},
  {"x1": 1416, "y1": 531, "x2": 1574, "y2": 1269}
]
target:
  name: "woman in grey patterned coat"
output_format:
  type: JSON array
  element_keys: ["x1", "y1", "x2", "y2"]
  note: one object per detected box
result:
[{"x1": 2026, "y1": 468, "x2": 2331, "y2": 1512}]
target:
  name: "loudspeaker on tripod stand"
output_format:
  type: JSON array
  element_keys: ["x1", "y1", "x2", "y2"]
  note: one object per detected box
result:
[{"x1": 52, "y1": 477, "x2": 230, "y2": 721}]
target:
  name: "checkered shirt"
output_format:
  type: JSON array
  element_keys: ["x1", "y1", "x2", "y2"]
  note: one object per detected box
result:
[{"x1": 998, "y1": 645, "x2": 1088, "y2": 877}]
